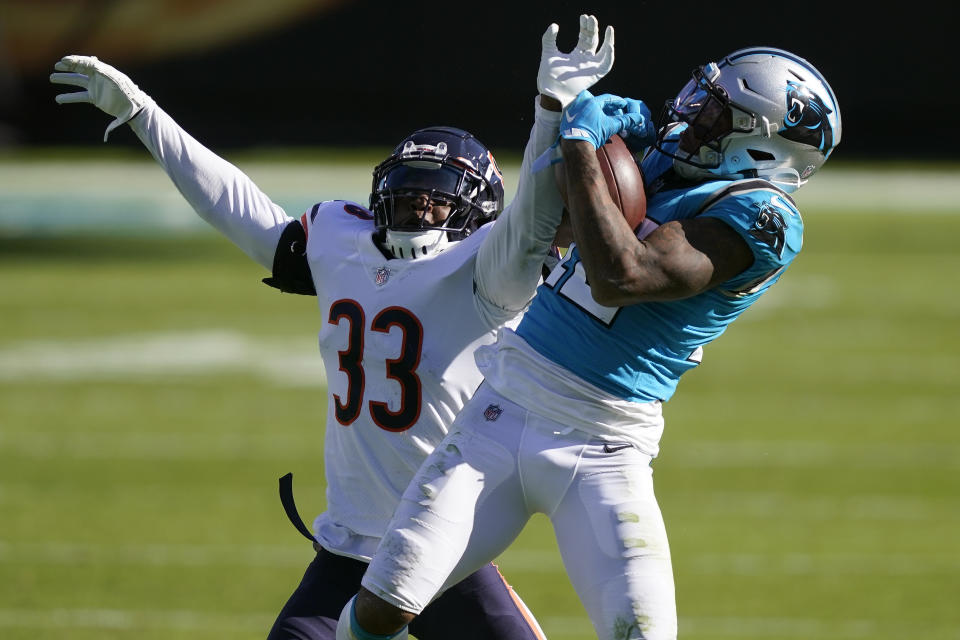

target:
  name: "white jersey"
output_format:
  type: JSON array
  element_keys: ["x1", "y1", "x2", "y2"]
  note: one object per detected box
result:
[
  {"x1": 303, "y1": 203, "x2": 514, "y2": 558},
  {"x1": 128, "y1": 96, "x2": 564, "y2": 561}
]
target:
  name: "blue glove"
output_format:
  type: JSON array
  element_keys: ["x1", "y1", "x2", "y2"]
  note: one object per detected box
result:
[
  {"x1": 560, "y1": 90, "x2": 652, "y2": 149},
  {"x1": 617, "y1": 98, "x2": 657, "y2": 152}
]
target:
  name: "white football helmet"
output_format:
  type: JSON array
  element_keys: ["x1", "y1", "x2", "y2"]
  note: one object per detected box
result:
[{"x1": 656, "y1": 47, "x2": 841, "y2": 192}]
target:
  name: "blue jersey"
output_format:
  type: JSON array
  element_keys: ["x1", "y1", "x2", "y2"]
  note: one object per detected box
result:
[{"x1": 515, "y1": 148, "x2": 804, "y2": 403}]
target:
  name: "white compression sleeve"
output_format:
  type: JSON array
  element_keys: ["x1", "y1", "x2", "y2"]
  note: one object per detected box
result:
[
  {"x1": 128, "y1": 102, "x2": 291, "y2": 269},
  {"x1": 472, "y1": 96, "x2": 564, "y2": 327}
]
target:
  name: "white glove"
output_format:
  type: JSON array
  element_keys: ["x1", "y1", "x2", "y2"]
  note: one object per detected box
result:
[
  {"x1": 50, "y1": 55, "x2": 151, "y2": 142},
  {"x1": 537, "y1": 14, "x2": 615, "y2": 108}
]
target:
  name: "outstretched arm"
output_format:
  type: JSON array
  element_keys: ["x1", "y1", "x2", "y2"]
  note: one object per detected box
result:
[
  {"x1": 128, "y1": 104, "x2": 291, "y2": 269},
  {"x1": 471, "y1": 95, "x2": 564, "y2": 324},
  {"x1": 51, "y1": 55, "x2": 291, "y2": 270},
  {"x1": 472, "y1": 15, "x2": 614, "y2": 325}
]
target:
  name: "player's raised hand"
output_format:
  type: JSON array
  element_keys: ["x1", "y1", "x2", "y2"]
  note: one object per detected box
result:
[
  {"x1": 560, "y1": 91, "x2": 650, "y2": 149},
  {"x1": 537, "y1": 14, "x2": 615, "y2": 108},
  {"x1": 50, "y1": 55, "x2": 151, "y2": 142}
]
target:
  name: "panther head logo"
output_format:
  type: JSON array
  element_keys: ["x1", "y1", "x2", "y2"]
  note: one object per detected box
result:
[
  {"x1": 750, "y1": 200, "x2": 788, "y2": 258},
  {"x1": 780, "y1": 81, "x2": 834, "y2": 153}
]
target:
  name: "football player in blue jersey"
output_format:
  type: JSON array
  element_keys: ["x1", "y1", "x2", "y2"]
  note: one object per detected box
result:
[
  {"x1": 49, "y1": 14, "x2": 616, "y2": 640},
  {"x1": 339, "y1": 46, "x2": 841, "y2": 640}
]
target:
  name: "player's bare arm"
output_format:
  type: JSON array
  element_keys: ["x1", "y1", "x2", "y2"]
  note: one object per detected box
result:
[{"x1": 561, "y1": 138, "x2": 753, "y2": 306}]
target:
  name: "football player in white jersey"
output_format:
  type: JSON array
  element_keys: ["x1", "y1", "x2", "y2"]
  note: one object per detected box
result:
[
  {"x1": 50, "y1": 14, "x2": 616, "y2": 640},
  {"x1": 343, "y1": 44, "x2": 841, "y2": 640}
]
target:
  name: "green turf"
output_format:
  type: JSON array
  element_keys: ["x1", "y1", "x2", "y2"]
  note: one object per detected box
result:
[{"x1": 1, "y1": 163, "x2": 958, "y2": 639}]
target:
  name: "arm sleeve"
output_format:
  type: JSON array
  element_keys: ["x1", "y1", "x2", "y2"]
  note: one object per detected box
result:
[
  {"x1": 473, "y1": 96, "x2": 564, "y2": 327},
  {"x1": 128, "y1": 101, "x2": 292, "y2": 269}
]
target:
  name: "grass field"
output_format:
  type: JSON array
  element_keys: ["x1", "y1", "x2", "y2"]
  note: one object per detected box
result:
[{"x1": 1, "y1": 155, "x2": 959, "y2": 639}]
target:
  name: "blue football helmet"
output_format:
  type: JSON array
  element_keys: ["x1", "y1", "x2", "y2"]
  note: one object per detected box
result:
[
  {"x1": 656, "y1": 47, "x2": 841, "y2": 192},
  {"x1": 370, "y1": 126, "x2": 504, "y2": 259}
]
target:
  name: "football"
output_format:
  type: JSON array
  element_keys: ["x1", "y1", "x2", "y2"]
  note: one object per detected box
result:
[{"x1": 555, "y1": 134, "x2": 647, "y2": 231}]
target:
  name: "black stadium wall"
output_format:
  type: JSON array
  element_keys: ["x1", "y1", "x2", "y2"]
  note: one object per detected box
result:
[{"x1": 5, "y1": 0, "x2": 956, "y2": 160}]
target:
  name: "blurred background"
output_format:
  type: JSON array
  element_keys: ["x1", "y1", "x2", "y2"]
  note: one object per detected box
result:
[
  {"x1": 1, "y1": 2, "x2": 958, "y2": 640},
  {"x1": 2, "y1": 0, "x2": 958, "y2": 155}
]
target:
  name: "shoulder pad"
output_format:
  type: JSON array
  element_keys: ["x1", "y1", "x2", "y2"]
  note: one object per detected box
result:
[
  {"x1": 696, "y1": 179, "x2": 795, "y2": 216},
  {"x1": 262, "y1": 219, "x2": 316, "y2": 295},
  {"x1": 304, "y1": 200, "x2": 374, "y2": 229}
]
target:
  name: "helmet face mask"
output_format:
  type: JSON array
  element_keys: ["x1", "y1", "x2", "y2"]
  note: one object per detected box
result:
[
  {"x1": 661, "y1": 65, "x2": 757, "y2": 168},
  {"x1": 370, "y1": 127, "x2": 504, "y2": 259},
  {"x1": 655, "y1": 48, "x2": 841, "y2": 192}
]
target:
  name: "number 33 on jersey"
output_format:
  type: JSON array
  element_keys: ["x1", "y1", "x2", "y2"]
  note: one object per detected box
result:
[{"x1": 300, "y1": 200, "x2": 520, "y2": 506}]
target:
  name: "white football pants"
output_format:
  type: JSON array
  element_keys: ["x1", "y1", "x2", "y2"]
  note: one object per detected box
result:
[{"x1": 362, "y1": 384, "x2": 677, "y2": 640}]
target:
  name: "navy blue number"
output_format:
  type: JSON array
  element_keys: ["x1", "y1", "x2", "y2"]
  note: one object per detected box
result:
[
  {"x1": 370, "y1": 307, "x2": 423, "y2": 432},
  {"x1": 329, "y1": 300, "x2": 366, "y2": 425},
  {"x1": 328, "y1": 300, "x2": 423, "y2": 432}
]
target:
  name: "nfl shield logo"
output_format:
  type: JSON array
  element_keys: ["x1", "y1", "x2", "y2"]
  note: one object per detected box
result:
[
  {"x1": 375, "y1": 267, "x2": 391, "y2": 286},
  {"x1": 483, "y1": 404, "x2": 503, "y2": 421}
]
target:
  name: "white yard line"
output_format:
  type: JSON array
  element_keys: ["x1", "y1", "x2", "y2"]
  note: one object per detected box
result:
[
  {"x1": 0, "y1": 430, "x2": 311, "y2": 459},
  {"x1": 495, "y1": 547, "x2": 960, "y2": 576},
  {"x1": 541, "y1": 615, "x2": 960, "y2": 639},
  {"x1": 1, "y1": 540, "x2": 955, "y2": 636},
  {"x1": 662, "y1": 441, "x2": 960, "y2": 470},
  {"x1": 0, "y1": 330, "x2": 325, "y2": 386},
  {"x1": 2, "y1": 540, "x2": 956, "y2": 575},
  {"x1": 792, "y1": 168, "x2": 960, "y2": 213},
  {"x1": 0, "y1": 607, "x2": 271, "y2": 632},
  {"x1": 3, "y1": 421, "x2": 956, "y2": 471},
  {"x1": 0, "y1": 540, "x2": 308, "y2": 568},
  {"x1": 0, "y1": 163, "x2": 958, "y2": 237}
]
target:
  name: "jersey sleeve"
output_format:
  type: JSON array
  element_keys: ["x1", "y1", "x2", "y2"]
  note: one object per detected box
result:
[
  {"x1": 473, "y1": 96, "x2": 565, "y2": 327},
  {"x1": 699, "y1": 186, "x2": 804, "y2": 290},
  {"x1": 128, "y1": 103, "x2": 292, "y2": 269}
]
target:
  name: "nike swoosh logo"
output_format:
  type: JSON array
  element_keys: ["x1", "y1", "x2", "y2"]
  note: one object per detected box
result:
[
  {"x1": 603, "y1": 443, "x2": 632, "y2": 454},
  {"x1": 565, "y1": 110, "x2": 578, "y2": 122}
]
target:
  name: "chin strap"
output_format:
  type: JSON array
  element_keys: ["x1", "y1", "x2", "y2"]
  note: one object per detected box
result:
[
  {"x1": 278, "y1": 473, "x2": 318, "y2": 543},
  {"x1": 382, "y1": 229, "x2": 451, "y2": 259},
  {"x1": 761, "y1": 167, "x2": 804, "y2": 192}
]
